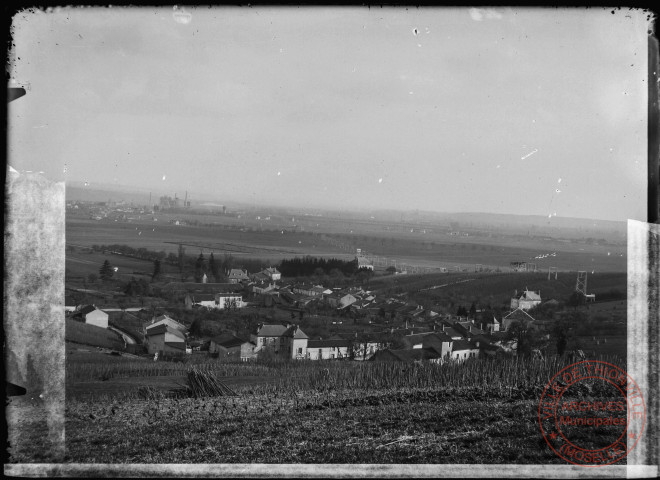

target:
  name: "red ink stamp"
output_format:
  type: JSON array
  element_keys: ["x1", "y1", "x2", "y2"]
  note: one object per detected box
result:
[{"x1": 538, "y1": 360, "x2": 645, "y2": 466}]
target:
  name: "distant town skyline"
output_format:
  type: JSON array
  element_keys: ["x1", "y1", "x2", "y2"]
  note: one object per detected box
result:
[{"x1": 8, "y1": 6, "x2": 649, "y2": 222}]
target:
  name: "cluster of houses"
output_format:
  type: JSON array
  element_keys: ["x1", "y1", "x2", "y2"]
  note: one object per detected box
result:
[
  {"x1": 66, "y1": 302, "x2": 512, "y2": 363},
  {"x1": 214, "y1": 314, "x2": 511, "y2": 363},
  {"x1": 66, "y1": 268, "x2": 552, "y2": 363}
]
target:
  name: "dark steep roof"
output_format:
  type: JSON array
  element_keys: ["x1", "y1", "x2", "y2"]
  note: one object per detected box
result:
[
  {"x1": 372, "y1": 347, "x2": 442, "y2": 362},
  {"x1": 211, "y1": 334, "x2": 254, "y2": 349},
  {"x1": 451, "y1": 339, "x2": 478, "y2": 352},
  {"x1": 79, "y1": 305, "x2": 97, "y2": 316}
]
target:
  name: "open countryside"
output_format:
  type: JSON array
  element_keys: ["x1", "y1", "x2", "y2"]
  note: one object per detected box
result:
[
  {"x1": 7, "y1": 7, "x2": 647, "y2": 473},
  {"x1": 5, "y1": 192, "x2": 628, "y2": 464}
]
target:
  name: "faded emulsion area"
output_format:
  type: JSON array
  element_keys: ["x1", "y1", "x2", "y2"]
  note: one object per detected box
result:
[{"x1": 4, "y1": 106, "x2": 66, "y2": 460}]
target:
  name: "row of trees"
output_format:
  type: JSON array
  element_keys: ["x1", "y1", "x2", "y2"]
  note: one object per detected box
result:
[{"x1": 278, "y1": 256, "x2": 360, "y2": 278}]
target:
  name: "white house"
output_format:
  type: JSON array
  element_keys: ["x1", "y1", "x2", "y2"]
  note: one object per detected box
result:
[
  {"x1": 306, "y1": 338, "x2": 351, "y2": 360},
  {"x1": 263, "y1": 267, "x2": 281, "y2": 281},
  {"x1": 450, "y1": 339, "x2": 480, "y2": 361},
  {"x1": 79, "y1": 305, "x2": 109, "y2": 329},
  {"x1": 251, "y1": 323, "x2": 308, "y2": 359},
  {"x1": 193, "y1": 293, "x2": 244, "y2": 310}
]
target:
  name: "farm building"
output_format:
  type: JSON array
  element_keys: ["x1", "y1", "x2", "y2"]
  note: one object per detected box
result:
[
  {"x1": 371, "y1": 347, "x2": 443, "y2": 363},
  {"x1": 350, "y1": 335, "x2": 388, "y2": 360},
  {"x1": 306, "y1": 338, "x2": 351, "y2": 360},
  {"x1": 145, "y1": 324, "x2": 187, "y2": 355},
  {"x1": 402, "y1": 332, "x2": 454, "y2": 358},
  {"x1": 510, "y1": 288, "x2": 542, "y2": 311},
  {"x1": 209, "y1": 334, "x2": 256, "y2": 361},
  {"x1": 502, "y1": 308, "x2": 536, "y2": 331},
  {"x1": 251, "y1": 323, "x2": 309, "y2": 360},
  {"x1": 292, "y1": 284, "x2": 325, "y2": 297},
  {"x1": 450, "y1": 339, "x2": 480, "y2": 361},
  {"x1": 78, "y1": 305, "x2": 109, "y2": 329},
  {"x1": 325, "y1": 292, "x2": 357, "y2": 309},
  {"x1": 251, "y1": 282, "x2": 279, "y2": 295},
  {"x1": 279, "y1": 291, "x2": 315, "y2": 308},
  {"x1": 145, "y1": 314, "x2": 188, "y2": 335},
  {"x1": 192, "y1": 293, "x2": 245, "y2": 310}
]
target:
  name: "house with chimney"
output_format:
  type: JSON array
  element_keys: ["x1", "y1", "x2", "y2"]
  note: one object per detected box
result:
[
  {"x1": 227, "y1": 269, "x2": 250, "y2": 284},
  {"x1": 510, "y1": 288, "x2": 542, "y2": 311},
  {"x1": 263, "y1": 267, "x2": 281, "y2": 281},
  {"x1": 251, "y1": 323, "x2": 309, "y2": 360}
]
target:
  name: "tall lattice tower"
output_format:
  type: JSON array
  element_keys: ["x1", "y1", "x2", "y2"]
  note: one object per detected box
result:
[{"x1": 576, "y1": 271, "x2": 588, "y2": 296}]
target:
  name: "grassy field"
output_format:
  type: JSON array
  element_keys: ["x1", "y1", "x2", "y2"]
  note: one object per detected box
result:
[
  {"x1": 66, "y1": 214, "x2": 626, "y2": 273},
  {"x1": 66, "y1": 249, "x2": 159, "y2": 281},
  {"x1": 65, "y1": 319, "x2": 125, "y2": 351},
  {"x1": 369, "y1": 271, "x2": 626, "y2": 308},
  {"x1": 56, "y1": 354, "x2": 627, "y2": 464},
  {"x1": 66, "y1": 218, "x2": 350, "y2": 257}
]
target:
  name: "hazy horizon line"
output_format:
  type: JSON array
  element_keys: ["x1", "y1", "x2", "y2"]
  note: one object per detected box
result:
[{"x1": 65, "y1": 180, "x2": 629, "y2": 226}]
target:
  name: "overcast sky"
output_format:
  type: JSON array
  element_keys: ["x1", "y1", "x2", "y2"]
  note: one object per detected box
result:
[{"x1": 7, "y1": 6, "x2": 649, "y2": 221}]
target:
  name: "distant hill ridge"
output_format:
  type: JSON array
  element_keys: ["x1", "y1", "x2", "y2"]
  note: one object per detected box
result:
[{"x1": 66, "y1": 182, "x2": 625, "y2": 232}]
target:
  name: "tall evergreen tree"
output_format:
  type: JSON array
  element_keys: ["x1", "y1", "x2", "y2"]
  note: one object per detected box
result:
[
  {"x1": 99, "y1": 259, "x2": 114, "y2": 281},
  {"x1": 194, "y1": 253, "x2": 205, "y2": 283},
  {"x1": 152, "y1": 259, "x2": 161, "y2": 281},
  {"x1": 209, "y1": 253, "x2": 220, "y2": 282}
]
